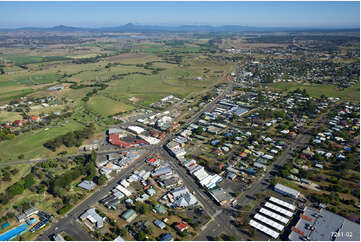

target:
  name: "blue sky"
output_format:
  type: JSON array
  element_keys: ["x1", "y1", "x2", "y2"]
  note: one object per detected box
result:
[{"x1": 0, "y1": 1, "x2": 359, "y2": 28}]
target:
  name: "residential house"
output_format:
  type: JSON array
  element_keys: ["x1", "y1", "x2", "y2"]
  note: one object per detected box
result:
[
  {"x1": 121, "y1": 209, "x2": 137, "y2": 223},
  {"x1": 77, "y1": 180, "x2": 96, "y2": 191}
]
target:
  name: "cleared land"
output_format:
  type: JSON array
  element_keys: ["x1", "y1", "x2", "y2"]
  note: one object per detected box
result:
[
  {"x1": 0, "y1": 120, "x2": 82, "y2": 162},
  {"x1": 268, "y1": 81, "x2": 360, "y2": 102}
]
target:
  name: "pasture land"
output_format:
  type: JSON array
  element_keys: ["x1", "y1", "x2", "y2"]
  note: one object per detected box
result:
[
  {"x1": 268, "y1": 81, "x2": 360, "y2": 103},
  {"x1": 0, "y1": 37, "x2": 234, "y2": 163},
  {"x1": 86, "y1": 95, "x2": 135, "y2": 116},
  {"x1": 16, "y1": 72, "x2": 62, "y2": 85},
  {"x1": 0, "y1": 111, "x2": 23, "y2": 122},
  {"x1": 4, "y1": 55, "x2": 70, "y2": 65},
  {"x1": 0, "y1": 120, "x2": 82, "y2": 163}
]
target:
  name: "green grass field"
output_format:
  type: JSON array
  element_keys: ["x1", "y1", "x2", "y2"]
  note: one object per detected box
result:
[
  {"x1": 86, "y1": 95, "x2": 134, "y2": 116},
  {"x1": 4, "y1": 55, "x2": 70, "y2": 65},
  {"x1": 0, "y1": 88, "x2": 35, "y2": 103},
  {"x1": 101, "y1": 65, "x2": 215, "y2": 106},
  {"x1": 16, "y1": 72, "x2": 62, "y2": 85},
  {"x1": 268, "y1": 81, "x2": 360, "y2": 102},
  {"x1": 5, "y1": 55, "x2": 44, "y2": 65},
  {"x1": 0, "y1": 120, "x2": 83, "y2": 163},
  {"x1": 0, "y1": 111, "x2": 23, "y2": 122},
  {"x1": 0, "y1": 38, "x2": 232, "y2": 164}
]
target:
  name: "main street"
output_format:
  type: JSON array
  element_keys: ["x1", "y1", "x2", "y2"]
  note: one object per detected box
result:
[
  {"x1": 31, "y1": 69, "x2": 330, "y2": 241},
  {"x1": 35, "y1": 71, "x2": 236, "y2": 240},
  {"x1": 12, "y1": 65, "x2": 329, "y2": 241}
]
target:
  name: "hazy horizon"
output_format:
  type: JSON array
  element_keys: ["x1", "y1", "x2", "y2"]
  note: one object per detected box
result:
[{"x1": 0, "y1": 1, "x2": 359, "y2": 29}]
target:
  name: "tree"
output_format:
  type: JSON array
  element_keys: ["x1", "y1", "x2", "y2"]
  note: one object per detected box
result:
[
  {"x1": 89, "y1": 150, "x2": 97, "y2": 162},
  {"x1": 137, "y1": 231, "x2": 147, "y2": 241},
  {"x1": 85, "y1": 162, "x2": 97, "y2": 180},
  {"x1": 177, "y1": 231, "x2": 187, "y2": 238},
  {"x1": 7, "y1": 181, "x2": 24, "y2": 198},
  {"x1": 64, "y1": 235, "x2": 74, "y2": 241},
  {"x1": 119, "y1": 228, "x2": 127, "y2": 237},
  {"x1": 135, "y1": 202, "x2": 151, "y2": 214},
  {"x1": 37, "y1": 184, "x2": 46, "y2": 194},
  {"x1": 193, "y1": 127, "x2": 204, "y2": 136},
  {"x1": 280, "y1": 169, "x2": 290, "y2": 178},
  {"x1": 97, "y1": 175, "x2": 107, "y2": 185},
  {"x1": 24, "y1": 174, "x2": 35, "y2": 189}
]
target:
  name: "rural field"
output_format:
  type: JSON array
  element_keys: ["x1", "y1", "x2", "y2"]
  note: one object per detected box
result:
[
  {"x1": 267, "y1": 81, "x2": 360, "y2": 103},
  {"x1": 0, "y1": 119, "x2": 82, "y2": 163},
  {"x1": 0, "y1": 35, "x2": 232, "y2": 163}
]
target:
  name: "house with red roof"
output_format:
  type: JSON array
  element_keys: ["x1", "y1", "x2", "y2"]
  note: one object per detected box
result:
[
  {"x1": 239, "y1": 152, "x2": 247, "y2": 158},
  {"x1": 31, "y1": 116, "x2": 41, "y2": 122},
  {"x1": 13, "y1": 120, "x2": 23, "y2": 127},
  {"x1": 174, "y1": 222, "x2": 189, "y2": 232},
  {"x1": 289, "y1": 132, "x2": 297, "y2": 139},
  {"x1": 214, "y1": 149, "x2": 223, "y2": 156},
  {"x1": 147, "y1": 157, "x2": 157, "y2": 163}
]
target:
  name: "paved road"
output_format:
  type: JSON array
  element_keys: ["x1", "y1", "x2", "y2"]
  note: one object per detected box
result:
[
  {"x1": 0, "y1": 145, "x2": 159, "y2": 167},
  {"x1": 194, "y1": 132, "x2": 312, "y2": 240},
  {"x1": 34, "y1": 69, "x2": 242, "y2": 240},
  {"x1": 37, "y1": 151, "x2": 149, "y2": 241},
  {"x1": 158, "y1": 148, "x2": 219, "y2": 215}
]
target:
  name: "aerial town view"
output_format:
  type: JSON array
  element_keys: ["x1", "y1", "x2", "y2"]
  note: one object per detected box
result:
[{"x1": 0, "y1": 1, "x2": 359, "y2": 241}]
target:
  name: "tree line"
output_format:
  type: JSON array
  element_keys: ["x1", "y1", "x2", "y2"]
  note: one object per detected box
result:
[{"x1": 44, "y1": 123, "x2": 95, "y2": 151}]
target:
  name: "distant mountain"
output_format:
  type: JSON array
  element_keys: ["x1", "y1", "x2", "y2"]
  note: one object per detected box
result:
[
  {"x1": 49, "y1": 25, "x2": 86, "y2": 31},
  {"x1": 0, "y1": 23, "x2": 358, "y2": 33}
]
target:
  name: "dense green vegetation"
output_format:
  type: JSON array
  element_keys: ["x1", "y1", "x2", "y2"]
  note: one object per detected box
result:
[{"x1": 44, "y1": 123, "x2": 96, "y2": 151}]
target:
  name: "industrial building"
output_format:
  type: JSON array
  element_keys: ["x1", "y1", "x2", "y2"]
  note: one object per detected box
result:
[{"x1": 289, "y1": 206, "x2": 360, "y2": 241}]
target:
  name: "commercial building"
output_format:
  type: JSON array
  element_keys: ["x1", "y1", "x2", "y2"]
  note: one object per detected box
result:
[
  {"x1": 210, "y1": 188, "x2": 232, "y2": 206},
  {"x1": 289, "y1": 206, "x2": 360, "y2": 241},
  {"x1": 115, "y1": 184, "x2": 132, "y2": 197},
  {"x1": 127, "y1": 126, "x2": 146, "y2": 134},
  {"x1": 274, "y1": 183, "x2": 300, "y2": 199},
  {"x1": 151, "y1": 166, "x2": 173, "y2": 177},
  {"x1": 249, "y1": 219, "x2": 279, "y2": 239},
  {"x1": 16, "y1": 208, "x2": 38, "y2": 222},
  {"x1": 80, "y1": 208, "x2": 104, "y2": 230}
]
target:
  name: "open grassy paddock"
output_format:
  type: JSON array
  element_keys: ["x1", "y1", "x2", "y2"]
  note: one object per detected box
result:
[
  {"x1": 0, "y1": 119, "x2": 82, "y2": 163},
  {"x1": 267, "y1": 81, "x2": 360, "y2": 102},
  {"x1": 86, "y1": 95, "x2": 135, "y2": 116}
]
